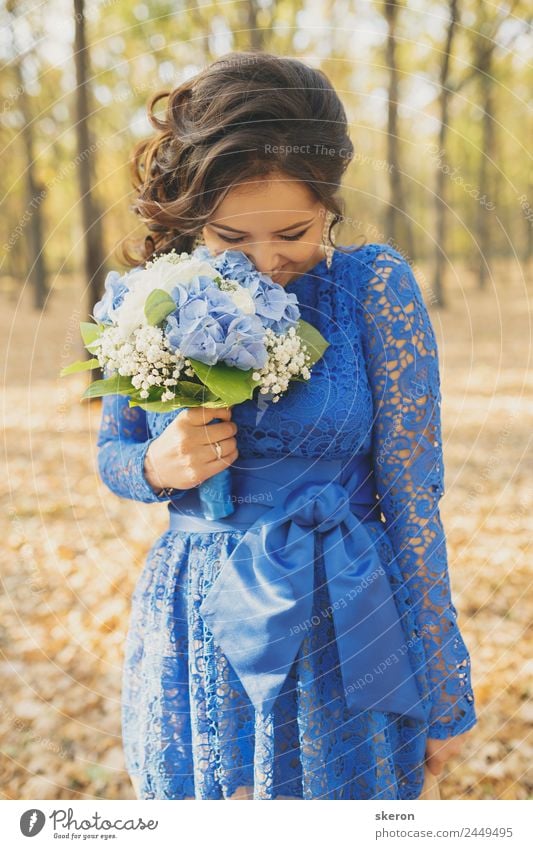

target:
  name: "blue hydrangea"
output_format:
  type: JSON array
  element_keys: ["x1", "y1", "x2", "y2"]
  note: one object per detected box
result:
[
  {"x1": 253, "y1": 286, "x2": 301, "y2": 335},
  {"x1": 192, "y1": 246, "x2": 256, "y2": 285},
  {"x1": 220, "y1": 314, "x2": 269, "y2": 370},
  {"x1": 192, "y1": 246, "x2": 301, "y2": 335},
  {"x1": 164, "y1": 276, "x2": 267, "y2": 369},
  {"x1": 93, "y1": 270, "x2": 130, "y2": 325},
  {"x1": 166, "y1": 306, "x2": 226, "y2": 365}
]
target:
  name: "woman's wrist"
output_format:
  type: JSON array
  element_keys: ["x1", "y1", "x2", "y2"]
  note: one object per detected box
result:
[
  {"x1": 143, "y1": 443, "x2": 168, "y2": 494},
  {"x1": 143, "y1": 444, "x2": 187, "y2": 498}
]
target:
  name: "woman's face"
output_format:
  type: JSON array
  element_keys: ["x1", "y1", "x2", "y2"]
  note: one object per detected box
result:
[{"x1": 201, "y1": 173, "x2": 328, "y2": 286}]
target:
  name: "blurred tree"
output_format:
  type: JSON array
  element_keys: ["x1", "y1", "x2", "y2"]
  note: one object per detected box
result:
[
  {"x1": 5, "y1": 0, "x2": 48, "y2": 310},
  {"x1": 384, "y1": 0, "x2": 415, "y2": 261},
  {"x1": 448, "y1": 0, "x2": 526, "y2": 288},
  {"x1": 73, "y1": 0, "x2": 105, "y2": 354},
  {"x1": 432, "y1": 0, "x2": 530, "y2": 292},
  {"x1": 522, "y1": 174, "x2": 532, "y2": 264},
  {"x1": 432, "y1": 0, "x2": 459, "y2": 308},
  {"x1": 1, "y1": 0, "x2": 530, "y2": 312},
  {"x1": 244, "y1": 0, "x2": 273, "y2": 51}
]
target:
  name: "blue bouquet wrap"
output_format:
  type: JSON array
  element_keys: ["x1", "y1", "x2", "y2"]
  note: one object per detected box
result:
[{"x1": 198, "y1": 417, "x2": 235, "y2": 519}]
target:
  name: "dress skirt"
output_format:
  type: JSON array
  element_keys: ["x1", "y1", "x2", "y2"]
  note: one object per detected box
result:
[{"x1": 121, "y1": 518, "x2": 429, "y2": 800}]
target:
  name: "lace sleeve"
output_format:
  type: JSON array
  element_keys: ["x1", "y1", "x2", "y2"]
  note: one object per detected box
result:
[
  {"x1": 356, "y1": 246, "x2": 477, "y2": 738},
  {"x1": 96, "y1": 392, "x2": 187, "y2": 504}
]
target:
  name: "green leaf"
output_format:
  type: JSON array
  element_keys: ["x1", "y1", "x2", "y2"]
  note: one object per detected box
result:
[
  {"x1": 178, "y1": 381, "x2": 219, "y2": 402},
  {"x1": 129, "y1": 395, "x2": 233, "y2": 412},
  {"x1": 177, "y1": 379, "x2": 208, "y2": 397},
  {"x1": 128, "y1": 398, "x2": 194, "y2": 412},
  {"x1": 295, "y1": 319, "x2": 330, "y2": 367},
  {"x1": 127, "y1": 379, "x2": 219, "y2": 410},
  {"x1": 60, "y1": 358, "x2": 100, "y2": 376},
  {"x1": 129, "y1": 396, "x2": 210, "y2": 412},
  {"x1": 144, "y1": 288, "x2": 176, "y2": 326},
  {"x1": 81, "y1": 374, "x2": 135, "y2": 399},
  {"x1": 80, "y1": 321, "x2": 103, "y2": 354},
  {"x1": 187, "y1": 358, "x2": 259, "y2": 406}
]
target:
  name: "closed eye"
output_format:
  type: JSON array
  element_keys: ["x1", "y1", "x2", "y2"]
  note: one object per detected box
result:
[{"x1": 215, "y1": 228, "x2": 310, "y2": 244}]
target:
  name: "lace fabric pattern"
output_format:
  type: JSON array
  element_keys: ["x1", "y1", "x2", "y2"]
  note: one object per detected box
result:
[{"x1": 96, "y1": 243, "x2": 478, "y2": 799}]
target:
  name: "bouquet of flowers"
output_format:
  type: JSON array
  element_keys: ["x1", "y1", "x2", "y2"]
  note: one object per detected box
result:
[{"x1": 60, "y1": 247, "x2": 329, "y2": 519}]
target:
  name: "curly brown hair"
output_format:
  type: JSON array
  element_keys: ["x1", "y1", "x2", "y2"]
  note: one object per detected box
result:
[{"x1": 118, "y1": 51, "x2": 364, "y2": 268}]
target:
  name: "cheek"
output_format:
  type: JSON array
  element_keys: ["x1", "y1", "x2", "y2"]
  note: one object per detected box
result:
[
  {"x1": 280, "y1": 245, "x2": 314, "y2": 266},
  {"x1": 285, "y1": 229, "x2": 324, "y2": 263}
]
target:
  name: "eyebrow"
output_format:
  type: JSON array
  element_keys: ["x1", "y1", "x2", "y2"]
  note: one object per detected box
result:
[{"x1": 209, "y1": 217, "x2": 315, "y2": 235}]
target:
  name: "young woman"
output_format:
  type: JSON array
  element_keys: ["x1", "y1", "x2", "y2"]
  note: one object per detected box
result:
[{"x1": 96, "y1": 51, "x2": 477, "y2": 800}]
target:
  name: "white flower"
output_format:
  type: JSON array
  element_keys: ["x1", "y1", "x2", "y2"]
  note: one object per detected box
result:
[
  {"x1": 144, "y1": 255, "x2": 218, "y2": 287},
  {"x1": 95, "y1": 323, "x2": 186, "y2": 399},
  {"x1": 251, "y1": 327, "x2": 313, "y2": 402},
  {"x1": 225, "y1": 283, "x2": 256, "y2": 315},
  {"x1": 113, "y1": 256, "x2": 218, "y2": 338}
]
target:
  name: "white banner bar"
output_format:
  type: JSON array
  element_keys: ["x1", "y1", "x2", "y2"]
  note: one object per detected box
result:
[{"x1": 4, "y1": 799, "x2": 530, "y2": 848}]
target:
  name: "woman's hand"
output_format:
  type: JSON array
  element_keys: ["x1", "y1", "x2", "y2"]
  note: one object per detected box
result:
[
  {"x1": 143, "y1": 405, "x2": 238, "y2": 493},
  {"x1": 425, "y1": 729, "x2": 473, "y2": 776}
]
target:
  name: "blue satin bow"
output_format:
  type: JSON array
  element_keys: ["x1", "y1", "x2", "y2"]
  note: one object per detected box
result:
[{"x1": 168, "y1": 455, "x2": 428, "y2": 722}]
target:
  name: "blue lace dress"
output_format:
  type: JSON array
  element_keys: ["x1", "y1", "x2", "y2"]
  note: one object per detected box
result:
[{"x1": 96, "y1": 242, "x2": 478, "y2": 800}]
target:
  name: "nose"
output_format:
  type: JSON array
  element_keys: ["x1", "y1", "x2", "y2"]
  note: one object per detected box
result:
[{"x1": 243, "y1": 244, "x2": 284, "y2": 275}]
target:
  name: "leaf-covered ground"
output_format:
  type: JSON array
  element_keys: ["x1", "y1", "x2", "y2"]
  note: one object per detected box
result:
[{"x1": 1, "y1": 262, "x2": 531, "y2": 800}]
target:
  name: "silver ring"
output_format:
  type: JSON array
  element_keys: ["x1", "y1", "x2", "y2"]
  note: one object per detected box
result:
[{"x1": 214, "y1": 441, "x2": 222, "y2": 460}]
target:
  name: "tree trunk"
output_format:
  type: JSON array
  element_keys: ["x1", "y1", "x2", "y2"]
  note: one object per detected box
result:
[
  {"x1": 522, "y1": 174, "x2": 533, "y2": 264},
  {"x1": 384, "y1": 0, "x2": 415, "y2": 261},
  {"x1": 432, "y1": 0, "x2": 459, "y2": 308},
  {"x1": 476, "y1": 53, "x2": 495, "y2": 289},
  {"x1": 245, "y1": 0, "x2": 266, "y2": 51},
  {"x1": 9, "y1": 14, "x2": 47, "y2": 310},
  {"x1": 73, "y1": 0, "x2": 105, "y2": 368}
]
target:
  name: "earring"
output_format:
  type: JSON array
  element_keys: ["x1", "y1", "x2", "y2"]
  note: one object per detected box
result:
[
  {"x1": 192, "y1": 230, "x2": 205, "y2": 251},
  {"x1": 321, "y1": 210, "x2": 335, "y2": 270}
]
